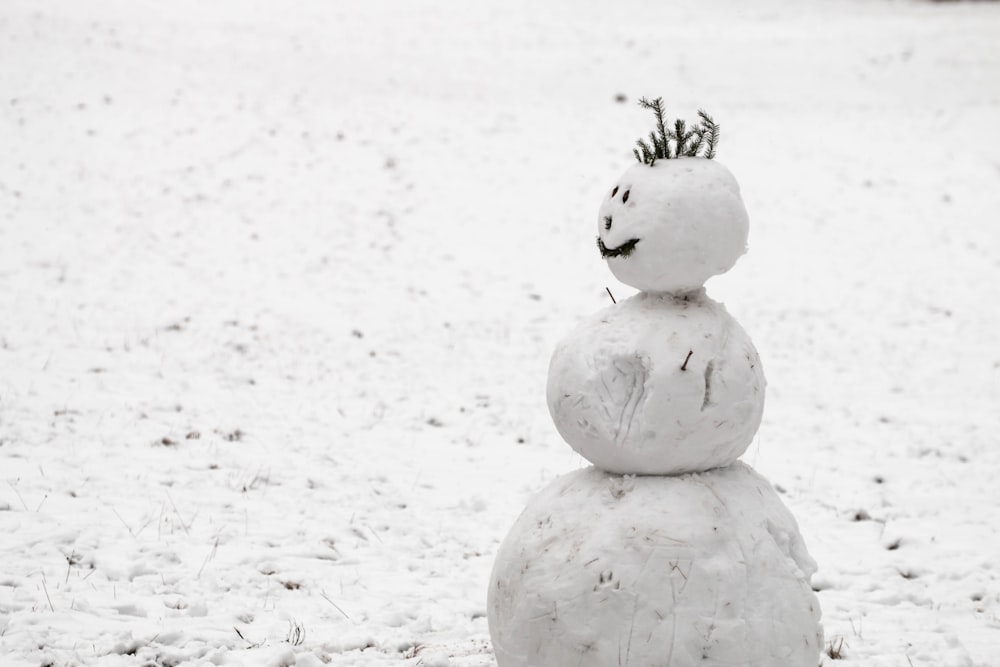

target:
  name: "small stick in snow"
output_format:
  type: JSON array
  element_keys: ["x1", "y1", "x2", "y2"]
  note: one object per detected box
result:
[
  {"x1": 605, "y1": 287, "x2": 617, "y2": 304},
  {"x1": 65, "y1": 551, "x2": 80, "y2": 584},
  {"x1": 7, "y1": 482, "x2": 29, "y2": 511},
  {"x1": 41, "y1": 573, "x2": 55, "y2": 612},
  {"x1": 165, "y1": 490, "x2": 192, "y2": 536},
  {"x1": 234, "y1": 626, "x2": 261, "y2": 648},
  {"x1": 111, "y1": 507, "x2": 136, "y2": 537},
  {"x1": 197, "y1": 536, "x2": 220, "y2": 578},
  {"x1": 320, "y1": 591, "x2": 352, "y2": 620},
  {"x1": 680, "y1": 350, "x2": 693, "y2": 371}
]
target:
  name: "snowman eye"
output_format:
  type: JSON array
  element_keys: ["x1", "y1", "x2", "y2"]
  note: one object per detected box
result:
[
  {"x1": 611, "y1": 186, "x2": 619, "y2": 198},
  {"x1": 622, "y1": 190, "x2": 630, "y2": 203}
]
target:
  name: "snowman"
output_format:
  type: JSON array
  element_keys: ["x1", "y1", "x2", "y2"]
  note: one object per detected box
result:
[{"x1": 488, "y1": 99, "x2": 822, "y2": 667}]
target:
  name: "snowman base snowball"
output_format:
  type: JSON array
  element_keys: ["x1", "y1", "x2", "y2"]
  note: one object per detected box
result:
[{"x1": 488, "y1": 463, "x2": 823, "y2": 667}]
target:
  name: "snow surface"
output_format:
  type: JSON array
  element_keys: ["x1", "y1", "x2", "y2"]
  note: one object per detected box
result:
[{"x1": 1, "y1": 0, "x2": 999, "y2": 665}]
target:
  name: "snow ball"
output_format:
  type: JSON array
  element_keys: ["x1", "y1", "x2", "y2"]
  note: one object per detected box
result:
[
  {"x1": 598, "y1": 158, "x2": 749, "y2": 293},
  {"x1": 488, "y1": 463, "x2": 822, "y2": 667},
  {"x1": 547, "y1": 290, "x2": 764, "y2": 475}
]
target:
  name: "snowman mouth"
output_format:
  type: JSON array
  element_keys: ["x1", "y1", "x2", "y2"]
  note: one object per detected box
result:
[{"x1": 597, "y1": 237, "x2": 640, "y2": 259}]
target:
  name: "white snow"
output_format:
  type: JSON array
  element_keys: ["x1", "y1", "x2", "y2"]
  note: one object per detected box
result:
[
  {"x1": 547, "y1": 289, "x2": 765, "y2": 475},
  {"x1": 1, "y1": 0, "x2": 999, "y2": 665},
  {"x1": 598, "y1": 158, "x2": 749, "y2": 293},
  {"x1": 488, "y1": 463, "x2": 821, "y2": 667}
]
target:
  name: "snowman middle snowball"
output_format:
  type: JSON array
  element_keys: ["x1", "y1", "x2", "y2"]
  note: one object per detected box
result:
[{"x1": 547, "y1": 289, "x2": 765, "y2": 475}]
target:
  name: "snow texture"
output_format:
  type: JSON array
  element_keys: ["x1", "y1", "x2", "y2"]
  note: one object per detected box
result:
[
  {"x1": 547, "y1": 289, "x2": 764, "y2": 475},
  {"x1": 488, "y1": 462, "x2": 822, "y2": 667},
  {"x1": 1, "y1": 0, "x2": 999, "y2": 665},
  {"x1": 598, "y1": 159, "x2": 748, "y2": 293}
]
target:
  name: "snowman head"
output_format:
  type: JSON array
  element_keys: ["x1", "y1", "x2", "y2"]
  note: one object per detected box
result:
[
  {"x1": 597, "y1": 157, "x2": 749, "y2": 294},
  {"x1": 598, "y1": 100, "x2": 750, "y2": 294}
]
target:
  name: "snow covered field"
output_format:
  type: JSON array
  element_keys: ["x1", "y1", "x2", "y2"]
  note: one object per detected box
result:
[{"x1": 2, "y1": 0, "x2": 999, "y2": 664}]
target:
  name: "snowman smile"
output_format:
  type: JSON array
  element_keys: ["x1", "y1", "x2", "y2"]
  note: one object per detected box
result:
[{"x1": 597, "y1": 237, "x2": 640, "y2": 259}]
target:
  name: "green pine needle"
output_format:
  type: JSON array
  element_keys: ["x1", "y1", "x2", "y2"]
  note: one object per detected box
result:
[
  {"x1": 697, "y1": 109, "x2": 720, "y2": 160},
  {"x1": 633, "y1": 99, "x2": 721, "y2": 164}
]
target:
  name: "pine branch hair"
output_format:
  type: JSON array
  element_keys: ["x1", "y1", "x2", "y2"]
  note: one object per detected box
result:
[{"x1": 634, "y1": 98, "x2": 721, "y2": 164}]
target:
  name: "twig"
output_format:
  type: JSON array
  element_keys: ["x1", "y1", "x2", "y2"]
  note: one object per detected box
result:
[
  {"x1": 165, "y1": 490, "x2": 192, "y2": 535},
  {"x1": 112, "y1": 507, "x2": 136, "y2": 536},
  {"x1": 41, "y1": 573, "x2": 55, "y2": 612},
  {"x1": 65, "y1": 551, "x2": 80, "y2": 584},
  {"x1": 197, "y1": 536, "x2": 220, "y2": 578},
  {"x1": 286, "y1": 619, "x2": 306, "y2": 646},
  {"x1": 234, "y1": 626, "x2": 259, "y2": 647},
  {"x1": 680, "y1": 350, "x2": 693, "y2": 371},
  {"x1": 8, "y1": 482, "x2": 28, "y2": 511},
  {"x1": 848, "y1": 615, "x2": 862, "y2": 639},
  {"x1": 133, "y1": 515, "x2": 153, "y2": 538},
  {"x1": 605, "y1": 287, "x2": 617, "y2": 304},
  {"x1": 320, "y1": 591, "x2": 351, "y2": 620},
  {"x1": 826, "y1": 636, "x2": 845, "y2": 659},
  {"x1": 157, "y1": 501, "x2": 166, "y2": 540}
]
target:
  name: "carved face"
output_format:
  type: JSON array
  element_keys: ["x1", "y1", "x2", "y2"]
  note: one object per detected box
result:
[{"x1": 597, "y1": 158, "x2": 750, "y2": 293}]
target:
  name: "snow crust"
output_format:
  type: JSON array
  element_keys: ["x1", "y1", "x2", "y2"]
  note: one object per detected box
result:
[
  {"x1": 488, "y1": 462, "x2": 822, "y2": 667},
  {"x1": 598, "y1": 159, "x2": 748, "y2": 293},
  {"x1": 547, "y1": 290, "x2": 764, "y2": 475}
]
